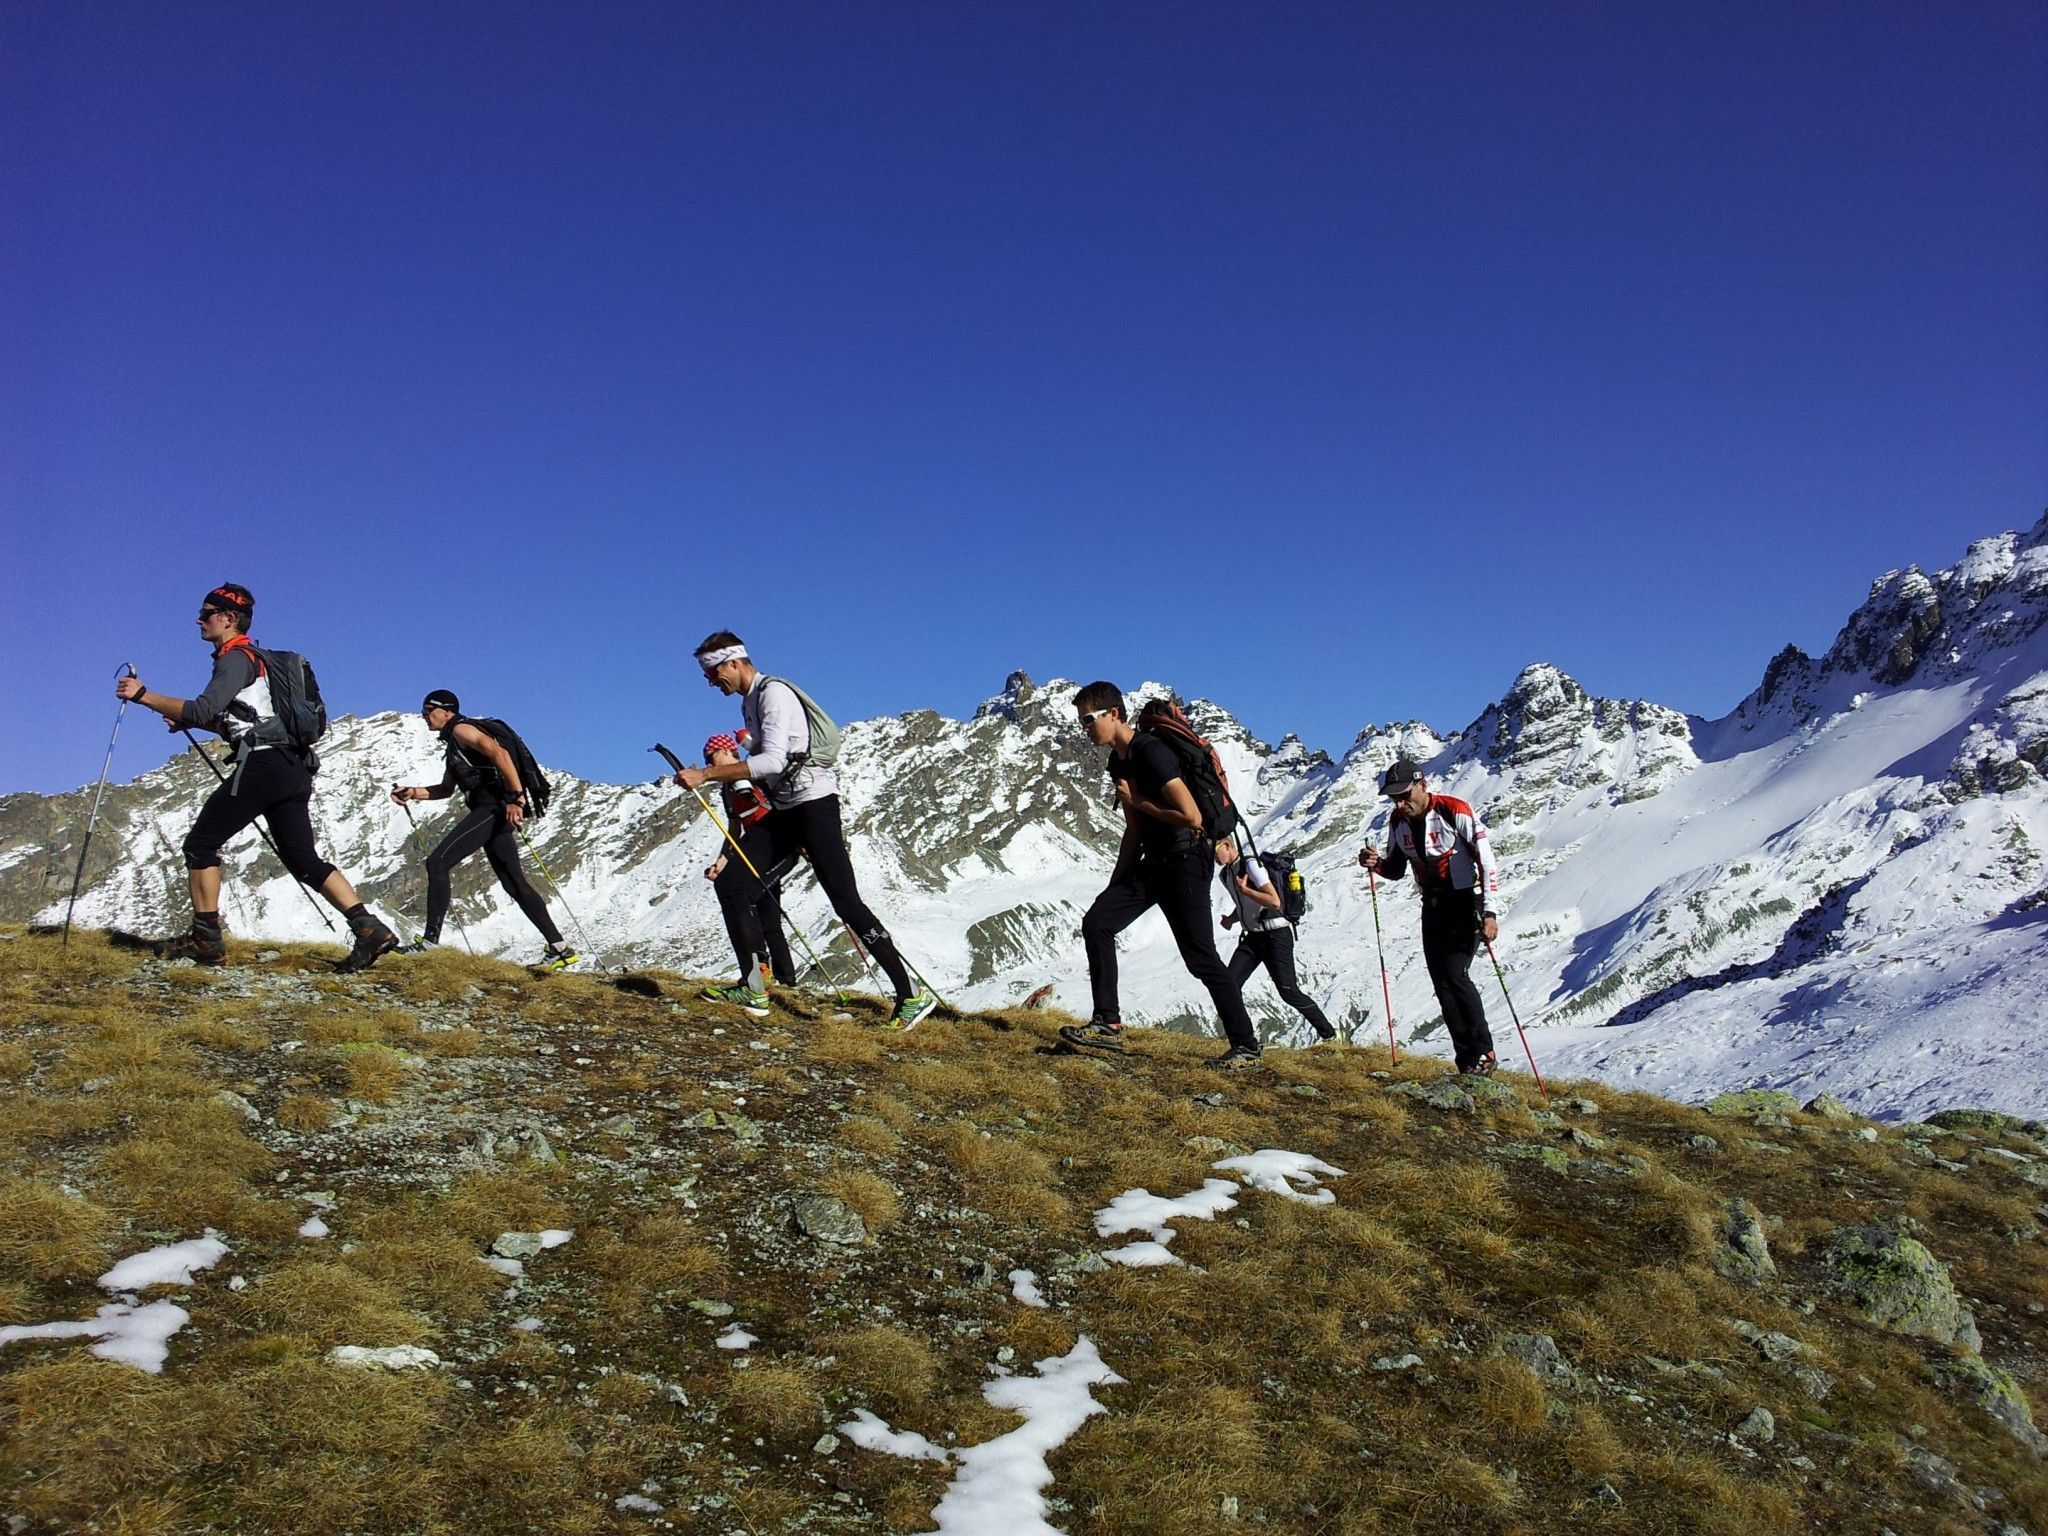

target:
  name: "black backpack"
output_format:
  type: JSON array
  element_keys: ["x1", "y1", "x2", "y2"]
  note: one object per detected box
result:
[
  {"x1": 1257, "y1": 850, "x2": 1309, "y2": 922},
  {"x1": 235, "y1": 645, "x2": 328, "y2": 765},
  {"x1": 1136, "y1": 697, "x2": 1241, "y2": 842},
  {"x1": 446, "y1": 716, "x2": 554, "y2": 817}
]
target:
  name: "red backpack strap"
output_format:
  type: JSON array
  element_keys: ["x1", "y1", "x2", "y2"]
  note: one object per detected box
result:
[{"x1": 218, "y1": 633, "x2": 265, "y2": 675}]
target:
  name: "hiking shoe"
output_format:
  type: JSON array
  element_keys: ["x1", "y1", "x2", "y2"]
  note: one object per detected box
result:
[
  {"x1": 335, "y1": 919, "x2": 399, "y2": 974},
  {"x1": 1057, "y1": 1017, "x2": 1126, "y2": 1054},
  {"x1": 396, "y1": 938, "x2": 438, "y2": 956},
  {"x1": 1205, "y1": 1046, "x2": 1263, "y2": 1070},
  {"x1": 701, "y1": 984, "x2": 772, "y2": 1018},
  {"x1": 884, "y1": 990, "x2": 939, "y2": 1031},
  {"x1": 158, "y1": 928, "x2": 227, "y2": 966},
  {"x1": 533, "y1": 946, "x2": 581, "y2": 973},
  {"x1": 1461, "y1": 1052, "x2": 1499, "y2": 1078}
]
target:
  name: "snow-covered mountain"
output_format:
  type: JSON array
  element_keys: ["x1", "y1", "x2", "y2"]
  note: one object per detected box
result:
[{"x1": 8, "y1": 513, "x2": 2046, "y2": 1120}]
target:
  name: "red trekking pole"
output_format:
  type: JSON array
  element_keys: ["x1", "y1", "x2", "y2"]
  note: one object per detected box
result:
[
  {"x1": 1485, "y1": 939, "x2": 1545, "y2": 1097},
  {"x1": 1366, "y1": 867, "x2": 1397, "y2": 1066}
]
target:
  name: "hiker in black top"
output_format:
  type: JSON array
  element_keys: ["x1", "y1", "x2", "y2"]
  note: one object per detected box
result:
[
  {"x1": 1360, "y1": 757, "x2": 1501, "y2": 1074},
  {"x1": 390, "y1": 690, "x2": 574, "y2": 968},
  {"x1": 1058, "y1": 681, "x2": 1262, "y2": 1067},
  {"x1": 702, "y1": 732, "x2": 796, "y2": 991},
  {"x1": 115, "y1": 583, "x2": 396, "y2": 970}
]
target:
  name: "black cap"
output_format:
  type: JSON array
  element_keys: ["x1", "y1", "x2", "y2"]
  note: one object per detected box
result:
[
  {"x1": 203, "y1": 583, "x2": 254, "y2": 618},
  {"x1": 422, "y1": 689, "x2": 460, "y2": 714},
  {"x1": 1380, "y1": 758, "x2": 1424, "y2": 797}
]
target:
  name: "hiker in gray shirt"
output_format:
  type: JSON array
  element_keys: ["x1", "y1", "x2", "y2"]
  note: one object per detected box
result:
[{"x1": 673, "y1": 631, "x2": 936, "y2": 1030}]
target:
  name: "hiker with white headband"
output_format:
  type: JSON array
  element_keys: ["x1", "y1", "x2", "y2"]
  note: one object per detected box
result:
[{"x1": 675, "y1": 631, "x2": 938, "y2": 1030}]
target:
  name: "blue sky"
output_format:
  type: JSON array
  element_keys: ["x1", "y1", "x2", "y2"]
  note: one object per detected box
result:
[{"x1": 4, "y1": 2, "x2": 2043, "y2": 794}]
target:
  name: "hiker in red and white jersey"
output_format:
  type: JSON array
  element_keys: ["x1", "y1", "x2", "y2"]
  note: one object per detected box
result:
[
  {"x1": 701, "y1": 732, "x2": 796, "y2": 1001},
  {"x1": 1359, "y1": 758, "x2": 1501, "y2": 1075}
]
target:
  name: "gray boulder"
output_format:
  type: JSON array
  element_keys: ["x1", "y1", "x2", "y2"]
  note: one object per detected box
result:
[
  {"x1": 1819, "y1": 1227, "x2": 1978, "y2": 1349},
  {"x1": 1941, "y1": 1355, "x2": 2047, "y2": 1454},
  {"x1": 1497, "y1": 1332, "x2": 1576, "y2": 1387},
  {"x1": 1713, "y1": 1199, "x2": 1776, "y2": 1286},
  {"x1": 791, "y1": 1194, "x2": 868, "y2": 1247}
]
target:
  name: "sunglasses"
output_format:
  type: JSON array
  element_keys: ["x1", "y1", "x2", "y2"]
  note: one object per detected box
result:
[
  {"x1": 198, "y1": 607, "x2": 229, "y2": 620},
  {"x1": 1078, "y1": 709, "x2": 1114, "y2": 730}
]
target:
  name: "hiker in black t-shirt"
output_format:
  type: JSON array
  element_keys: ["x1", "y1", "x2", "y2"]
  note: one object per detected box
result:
[
  {"x1": 389, "y1": 690, "x2": 577, "y2": 971},
  {"x1": 1057, "y1": 682, "x2": 1263, "y2": 1068}
]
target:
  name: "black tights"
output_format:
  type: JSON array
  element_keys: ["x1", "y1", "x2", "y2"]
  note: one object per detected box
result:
[
  {"x1": 1227, "y1": 927, "x2": 1334, "y2": 1036},
  {"x1": 424, "y1": 799, "x2": 561, "y2": 946},
  {"x1": 761, "y1": 796, "x2": 914, "y2": 999},
  {"x1": 713, "y1": 819, "x2": 796, "y2": 985}
]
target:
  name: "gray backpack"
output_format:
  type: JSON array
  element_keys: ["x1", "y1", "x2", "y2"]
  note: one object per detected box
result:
[{"x1": 759, "y1": 676, "x2": 842, "y2": 770}]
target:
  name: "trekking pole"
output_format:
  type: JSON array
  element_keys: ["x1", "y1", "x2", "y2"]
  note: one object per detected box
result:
[
  {"x1": 514, "y1": 825, "x2": 598, "y2": 966},
  {"x1": 63, "y1": 664, "x2": 137, "y2": 944},
  {"x1": 1485, "y1": 939, "x2": 1546, "y2": 1097},
  {"x1": 837, "y1": 918, "x2": 889, "y2": 993},
  {"x1": 650, "y1": 745, "x2": 853, "y2": 1003},
  {"x1": 1365, "y1": 866, "x2": 1397, "y2": 1065},
  {"x1": 178, "y1": 728, "x2": 337, "y2": 932},
  {"x1": 397, "y1": 799, "x2": 475, "y2": 955}
]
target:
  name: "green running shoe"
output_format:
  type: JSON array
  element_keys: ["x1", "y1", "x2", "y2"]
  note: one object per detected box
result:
[
  {"x1": 701, "y1": 984, "x2": 771, "y2": 1018},
  {"x1": 885, "y1": 990, "x2": 939, "y2": 1031}
]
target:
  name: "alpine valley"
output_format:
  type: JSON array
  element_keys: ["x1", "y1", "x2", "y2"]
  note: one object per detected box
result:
[{"x1": 7, "y1": 514, "x2": 2046, "y2": 1122}]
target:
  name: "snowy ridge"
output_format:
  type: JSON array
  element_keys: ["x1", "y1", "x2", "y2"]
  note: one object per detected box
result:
[{"x1": 6, "y1": 512, "x2": 2047, "y2": 1120}]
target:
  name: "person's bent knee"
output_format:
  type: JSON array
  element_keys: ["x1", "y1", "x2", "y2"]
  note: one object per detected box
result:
[
  {"x1": 182, "y1": 839, "x2": 224, "y2": 872},
  {"x1": 285, "y1": 856, "x2": 336, "y2": 887}
]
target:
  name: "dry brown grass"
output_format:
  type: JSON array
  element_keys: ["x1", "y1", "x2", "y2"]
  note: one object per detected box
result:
[
  {"x1": 837, "y1": 1113, "x2": 903, "y2": 1156},
  {"x1": 818, "y1": 1168, "x2": 903, "y2": 1231},
  {"x1": 273, "y1": 1091, "x2": 332, "y2": 1131},
  {"x1": 235, "y1": 1260, "x2": 433, "y2": 1350},
  {"x1": 819, "y1": 1324, "x2": 941, "y2": 1417},
  {"x1": 0, "y1": 1176, "x2": 119, "y2": 1286},
  {"x1": 3, "y1": 931, "x2": 2045, "y2": 1535},
  {"x1": 726, "y1": 1363, "x2": 825, "y2": 1441},
  {"x1": 334, "y1": 1042, "x2": 412, "y2": 1103}
]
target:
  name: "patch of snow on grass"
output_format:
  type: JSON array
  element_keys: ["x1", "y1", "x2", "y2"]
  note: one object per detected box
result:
[
  {"x1": 1214, "y1": 1149, "x2": 1347, "y2": 1203},
  {"x1": 840, "y1": 1337, "x2": 1126, "y2": 1534},
  {"x1": 1092, "y1": 1178, "x2": 1239, "y2": 1266},
  {"x1": 1, "y1": 1234, "x2": 234, "y2": 1373},
  {"x1": 97, "y1": 1234, "x2": 229, "y2": 1291},
  {"x1": 715, "y1": 1325, "x2": 757, "y2": 1351},
  {"x1": 297, "y1": 1215, "x2": 330, "y2": 1239},
  {"x1": 1009, "y1": 1269, "x2": 1048, "y2": 1307}
]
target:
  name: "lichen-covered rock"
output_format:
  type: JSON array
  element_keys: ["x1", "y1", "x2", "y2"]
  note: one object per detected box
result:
[
  {"x1": 1925, "y1": 1108, "x2": 2030, "y2": 1137},
  {"x1": 1941, "y1": 1354, "x2": 2048, "y2": 1454},
  {"x1": 1820, "y1": 1227, "x2": 1978, "y2": 1348},
  {"x1": 791, "y1": 1194, "x2": 867, "y2": 1247},
  {"x1": 1706, "y1": 1089, "x2": 1799, "y2": 1119},
  {"x1": 1803, "y1": 1092, "x2": 1859, "y2": 1122},
  {"x1": 1390, "y1": 1080, "x2": 1476, "y2": 1114},
  {"x1": 1503, "y1": 1143, "x2": 1570, "y2": 1174},
  {"x1": 1714, "y1": 1200, "x2": 1776, "y2": 1286},
  {"x1": 1463, "y1": 1076, "x2": 1521, "y2": 1108}
]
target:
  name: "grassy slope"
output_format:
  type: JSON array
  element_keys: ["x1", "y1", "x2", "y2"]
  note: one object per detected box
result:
[{"x1": 0, "y1": 927, "x2": 2042, "y2": 1535}]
